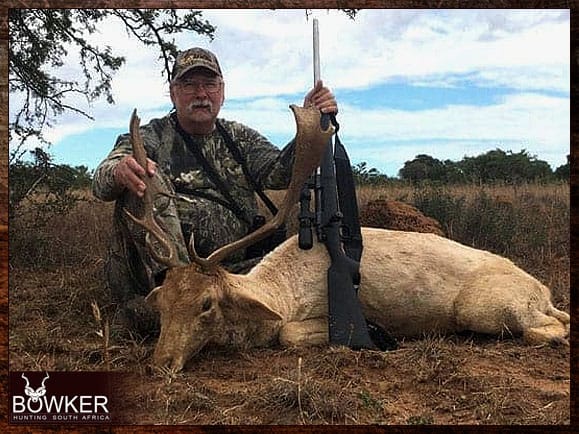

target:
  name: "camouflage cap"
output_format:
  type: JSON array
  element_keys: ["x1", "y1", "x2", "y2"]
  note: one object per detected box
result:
[{"x1": 171, "y1": 47, "x2": 223, "y2": 81}]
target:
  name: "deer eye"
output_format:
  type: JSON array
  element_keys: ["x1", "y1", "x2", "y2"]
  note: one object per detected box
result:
[{"x1": 201, "y1": 298, "x2": 212, "y2": 312}]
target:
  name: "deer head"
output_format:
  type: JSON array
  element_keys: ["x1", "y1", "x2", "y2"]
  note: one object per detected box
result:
[
  {"x1": 22, "y1": 372, "x2": 49, "y2": 402},
  {"x1": 125, "y1": 106, "x2": 334, "y2": 370}
]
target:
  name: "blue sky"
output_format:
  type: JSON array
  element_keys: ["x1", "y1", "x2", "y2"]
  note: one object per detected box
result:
[{"x1": 10, "y1": 9, "x2": 570, "y2": 177}]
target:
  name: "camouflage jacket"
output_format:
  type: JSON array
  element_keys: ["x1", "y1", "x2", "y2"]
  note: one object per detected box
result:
[{"x1": 92, "y1": 112, "x2": 295, "y2": 260}]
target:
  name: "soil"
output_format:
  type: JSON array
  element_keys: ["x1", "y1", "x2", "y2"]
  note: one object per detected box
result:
[
  {"x1": 7, "y1": 259, "x2": 571, "y2": 426},
  {"x1": 107, "y1": 337, "x2": 570, "y2": 425},
  {"x1": 4, "y1": 196, "x2": 572, "y2": 427}
]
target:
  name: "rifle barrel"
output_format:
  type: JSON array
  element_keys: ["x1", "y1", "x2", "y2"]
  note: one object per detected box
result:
[{"x1": 313, "y1": 18, "x2": 320, "y2": 84}]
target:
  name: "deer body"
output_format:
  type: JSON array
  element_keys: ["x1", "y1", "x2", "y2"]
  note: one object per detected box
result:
[
  {"x1": 147, "y1": 228, "x2": 570, "y2": 371},
  {"x1": 125, "y1": 108, "x2": 568, "y2": 372}
]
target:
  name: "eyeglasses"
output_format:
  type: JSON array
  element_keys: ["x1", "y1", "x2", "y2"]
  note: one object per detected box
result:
[{"x1": 177, "y1": 79, "x2": 222, "y2": 94}]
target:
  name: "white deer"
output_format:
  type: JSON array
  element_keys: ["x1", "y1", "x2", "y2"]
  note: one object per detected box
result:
[{"x1": 126, "y1": 108, "x2": 570, "y2": 372}]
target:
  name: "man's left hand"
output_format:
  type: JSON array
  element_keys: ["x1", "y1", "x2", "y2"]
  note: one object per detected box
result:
[{"x1": 303, "y1": 80, "x2": 338, "y2": 114}]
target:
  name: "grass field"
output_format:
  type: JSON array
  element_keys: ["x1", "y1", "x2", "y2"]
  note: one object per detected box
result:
[{"x1": 8, "y1": 182, "x2": 570, "y2": 424}]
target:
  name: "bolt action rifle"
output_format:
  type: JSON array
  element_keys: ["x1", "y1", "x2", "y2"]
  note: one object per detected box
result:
[{"x1": 298, "y1": 19, "x2": 397, "y2": 351}]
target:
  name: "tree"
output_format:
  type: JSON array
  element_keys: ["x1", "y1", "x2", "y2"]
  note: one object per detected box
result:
[
  {"x1": 554, "y1": 155, "x2": 570, "y2": 181},
  {"x1": 441, "y1": 159, "x2": 466, "y2": 183},
  {"x1": 9, "y1": 148, "x2": 93, "y2": 222},
  {"x1": 459, "y1": 149, "x2": 553, "y2": 183},
  {"x1": 398, "y1": 154, "x2": 447, "y2": 183},
  {"x1": 9, "y1": 9, "x2": 215, "y2": 161},
  {"x1": 352, "y1": 161, "x2": 386, "y2": 185},
  {"x1": 9, "y1": 9, "x2": 215, "y2": 221},
  {"x1": 306, "y1": 9, "x2": 359, "y2": 20},
  {"x1": 9, "y1": 8, "x2": 358, "y2": 158}
]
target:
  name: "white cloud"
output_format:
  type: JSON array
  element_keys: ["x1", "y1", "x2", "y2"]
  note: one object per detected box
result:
[
  {"x1": 9, "y1": 9, "x2": 569, "y2": 176},
  {"x1": 336, "y1": 91, "x2": 569, "y2": 175},
  {"x1": 338, "y1": 92, "x2": 568, "y2": 141}
]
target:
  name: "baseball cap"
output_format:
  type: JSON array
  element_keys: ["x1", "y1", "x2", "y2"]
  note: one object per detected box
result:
[{"x1": 171, "y1": 47, "x2": 223, "y2": 81}]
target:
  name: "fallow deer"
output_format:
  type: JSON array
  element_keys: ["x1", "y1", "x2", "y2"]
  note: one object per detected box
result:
[{"x1": 125, "y1": 108, "x2": 570, "y2": 372}]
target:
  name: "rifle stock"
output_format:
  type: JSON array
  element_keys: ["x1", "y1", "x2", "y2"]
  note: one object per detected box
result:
[
  {"x1": 308, "y1": 18, "x2": 392, "y2": 350},
  {"x1": 318, "y1": 115, "x2": 376, "y2": 350}
]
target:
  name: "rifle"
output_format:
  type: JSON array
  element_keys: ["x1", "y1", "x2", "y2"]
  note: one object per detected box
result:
[{"x1": 297, "y1": 19, "x2": 397, "y2": 350}]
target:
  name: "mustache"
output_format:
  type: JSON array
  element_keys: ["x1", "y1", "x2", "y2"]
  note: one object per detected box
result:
[{"x1": 187, "y1": 100, "x2": 212, "y2": 110}]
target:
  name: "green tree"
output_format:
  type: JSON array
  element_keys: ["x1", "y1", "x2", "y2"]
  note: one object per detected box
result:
[
  {"x1": 9, "y1": 148, "x2": 94, "y2": 222},
  {"x1": 9, "y1": 9, "x2": 215, "y2": 220},
  {"x1": 398, "y1": 154, "x2": 446, "y2": 183},
  {"x1": 352, "y1": 161, "x2": 386, "y2": 185},
  {"x1": 441, "y1": 159, "x2": 466, "y2": 183},
  {"x1": 459, "y1": 149, "x2": 553, "y2": 183},
  {"x1": 9, "y1": 9, "x2": 215, "y2": 160},
  {"x1": 554, "y1": 155, "x2": 570, "y2": 180}
]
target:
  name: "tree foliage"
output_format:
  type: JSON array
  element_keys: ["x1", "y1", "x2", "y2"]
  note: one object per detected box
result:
[
  {"x1": 459, "y1": 149, "x2": 553, "y2": 183},
  {"x1": 399, "y1": 149, "x2": 563, "y2": 184},
  {"x1": 398, "y1": 154, "x2": 448, "y2": 183},
  {"x1": 352, "y1": 161, "x2": 388, "y2": 185},
  {"x1": 9, "y1": 149, "x2": 93, "y2": 223},
  {"x1": 554, "y1": 155, "x2": 570, "y2": 180},
  {"x1": 9, "y1": 9, "x2": 215, "y2": 221},
  {"x1": 9, "y1": 9, "x2": 215, "y2": 160},
  {"x1": 9, "y1": 8, "x2": 358, "y2": 158},
  {"x1": 306, "y1": 8, "x2": 359, "y2": 20}
]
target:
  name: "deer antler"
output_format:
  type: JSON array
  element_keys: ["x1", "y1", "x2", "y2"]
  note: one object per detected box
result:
[
  {"x1": 123, "y1": 109, "x2": 182, "y2": 268},
  {"x1": 21, "y1": 373, "x2": 30, "y2": 390},
  {"x1": 40, "y1": 372, "x2": 49, "y2": 388},
  {"x1": 188, "y1": 105, "x2": 334, "y2": 267}
]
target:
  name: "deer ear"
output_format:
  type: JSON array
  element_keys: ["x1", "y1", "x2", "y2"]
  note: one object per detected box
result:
[
  {"x1": 145, "y1": 286, "x2": 161, "y2": 309},
  {"x1": 229, "y1": 289, "x2": 283, "y2": 321}
]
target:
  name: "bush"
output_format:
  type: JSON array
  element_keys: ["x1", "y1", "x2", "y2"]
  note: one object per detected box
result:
[
  {"x1": 406, "y1": 183, "x2": 569, "y2": 309},
  {"x1": 411, "y1": 186, "x2": 467, "y2": 240}
]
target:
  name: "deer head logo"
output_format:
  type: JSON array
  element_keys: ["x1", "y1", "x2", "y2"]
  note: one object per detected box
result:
[{"x1": 21, "y1": 373, "x2": 49, "y2": 402}]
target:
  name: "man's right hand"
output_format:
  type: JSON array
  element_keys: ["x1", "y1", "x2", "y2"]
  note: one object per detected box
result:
[{"x1": 113, "y1": 155, "x2": 157, "y2": 198}]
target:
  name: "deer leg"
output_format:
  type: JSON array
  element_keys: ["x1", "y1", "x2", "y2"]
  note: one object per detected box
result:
[
  {"x1": 523, "y1": 311, "x2": 569, "y2": 346},
  {"x1": 279, "y1": 318, "x2": 329, "y2": 347}
]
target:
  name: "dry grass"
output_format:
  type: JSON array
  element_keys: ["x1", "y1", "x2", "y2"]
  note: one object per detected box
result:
[
  {"x1": 357, "y1": 182, "x2": 570, "y2": 311},
  {"x1": 8, "y1": 182, "x2": 570, "y2": 424}
]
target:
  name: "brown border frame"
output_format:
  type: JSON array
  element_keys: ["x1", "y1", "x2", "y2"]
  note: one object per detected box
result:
[{"x1": 0, "y1": 1, "x2": 576, "y2": 432}]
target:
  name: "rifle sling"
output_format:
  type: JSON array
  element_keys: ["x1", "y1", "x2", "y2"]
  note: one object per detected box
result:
[
  {"x1": 171, "y1": 185, "x2": 250, "y2": 223},
  {"x1": 322, "y1": 115, "x2": 397, "y2": 351},
  {"x1": 215, "y1": 120, "x2": 280, "y2": 217},
  {"x1": 173, "y1": 114, "x2": 278, "y2": 225},
  {"x1": 333, "y1": 128, "x2": 363, "y2": 263}
]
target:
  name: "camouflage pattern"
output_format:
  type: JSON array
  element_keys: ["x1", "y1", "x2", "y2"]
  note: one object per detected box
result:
[
  {"x1": 92, "y1": 112, "x2": 295, "y2": 304},
  {"x1": 171, "y1": 47, "x2": 223, "y2": 80}
]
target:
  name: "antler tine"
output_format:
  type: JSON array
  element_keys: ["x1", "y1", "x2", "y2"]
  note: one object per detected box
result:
[
  {"x1": 21, "y1": 373, "x2": 30, "y2": 389},
  {"x1": 41, "y1": 372, "x2": 49, "y2": 388},
  {"x1": 123, "y1": 109, "x2": 182, "y2": 269},
  {"x1": 188, "y1": 105, "x2": 334, "y2": 267}
]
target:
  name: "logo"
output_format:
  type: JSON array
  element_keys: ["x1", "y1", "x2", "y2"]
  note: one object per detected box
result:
[
  {"x1": 22, "y1": 372, "x2": 49, "y2": 403},
  {"x1": 10, "y1": 372, "x2": 114, "y2": 424}
]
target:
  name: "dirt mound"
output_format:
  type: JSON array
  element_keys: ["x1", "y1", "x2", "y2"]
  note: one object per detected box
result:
[{"x1": 360, "y1": 199, "x2": 444, "y2": 236}]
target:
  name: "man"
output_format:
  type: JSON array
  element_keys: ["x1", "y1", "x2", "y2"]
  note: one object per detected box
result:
[{"x1": 92, "y1": 47, "x2": 338, "y2": 333}]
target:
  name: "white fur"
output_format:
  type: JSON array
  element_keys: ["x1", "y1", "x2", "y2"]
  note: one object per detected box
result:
[{"x1": 148, "y1": 228, "x2": 570, "y2": 371}]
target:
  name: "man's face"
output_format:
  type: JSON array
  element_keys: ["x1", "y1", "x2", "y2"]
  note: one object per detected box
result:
[{"x1": 170, "y1": 68, "x2": 224, "y2": 134}]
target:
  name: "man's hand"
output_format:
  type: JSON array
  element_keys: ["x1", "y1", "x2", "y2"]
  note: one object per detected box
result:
[
  {"x1": 303, "y1": 80, "x2": 338, "y2": 114},
  {"x1": 114, "y1": 155, "x2": 157, "y2": 198}
]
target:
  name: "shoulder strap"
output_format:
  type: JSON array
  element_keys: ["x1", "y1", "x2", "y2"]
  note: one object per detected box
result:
[
  {"x1": 331, "y1": 115, "x2": 363, "y2": 263},
  {"x1": 215, "y1": 120, "x2": 280, "y2": 217},
  {"x1": 172, "y1": 114, "x2": 252, "y2": 225}
]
